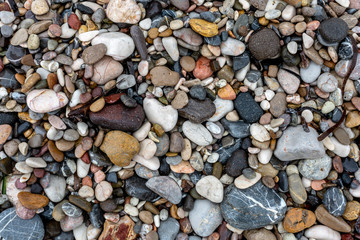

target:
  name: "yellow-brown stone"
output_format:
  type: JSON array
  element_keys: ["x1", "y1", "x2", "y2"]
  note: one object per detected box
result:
[
  {"x1": 283, "y1": 208, "x2": 316, "y2": 233},
  {"x1": 0, "y1": 124, "x2": 12, "y2": 145},
  {"x1": 345, "y1": 111, "x2": 360, "y2": 128},
  {"x1": 100, "y1": 131, "x2": 139, "y2": 167},
  {"x1": 189, "y1": 19, "x2": 218, "y2": 37},
  {"x1": 343, "y1": 201, "x2": 360, "y2": 221},
  {"x1": 18, "y1": 192, "x2": 49, "y2": 210}
]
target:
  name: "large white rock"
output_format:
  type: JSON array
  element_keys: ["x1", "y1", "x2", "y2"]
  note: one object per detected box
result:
[
  {"x1": 305, "y1": 225, "x2": 341, "y2": 240},
  {"x1": 162, "y1": 37, "x2": 179, "y2": 61},
  {"x1": 26, "y1": 89, "x2": 68, "y2": 113},
  {"x1": 208, "y1": 97, "x2": 234, "y2": 122},
  {"x1": 300, "y1": 61, "x2": 321, "y2": 83},
  {"x1": 44, "y1": 175, "x2": 66, "y2": 203},
  {"x1": 106, "y1": 0, "x2": 141, "y2": 24},
  {"x1": 220, "y1": 38, "x2": 246, "y2": 56},
  {"x1": 143, "y1": 97, "x2": 178, "y2": 132},
  {"x1": 91, "y1": 32, "x2": 135, "y2": 61}
]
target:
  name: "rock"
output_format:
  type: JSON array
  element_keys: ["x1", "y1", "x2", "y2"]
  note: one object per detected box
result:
[
  {"x1": 250, "y1": 123, "x2": 270, "y2": 142},
  {"x1": 305, "y1": 225, "x2": 341, "y2": 240},
  {"x1": 162, "y1": 37, "x2": 179, "y2": 61},
  {"x1": 234, "y1": 172, "x2": 262, "y2": 189},
  {"x1": 18, "y1": 192, "x2": 49, "y2": 210},
  {"x1": 170, "y1": 0, "x2": 189, "y2": 10},
  {"x1": 274, "y1": 126, "x2": 325, "y2": 161},
  {"x1": 189, "y1": 200, "x2": 222, "y2": 237},
  {"x1": 0, "y1": 68, "x2": 20, "y2": 89},
  {"x1": 196, "y1": 176, "x2": 223, "y2": 203},
  {"x1": 220, "y1": 119, "x2": 250, "y2": 138},
  {"x1": 106, "y1": 0, "x2": 141, "y2": 24},
  {"x1": 89, "y1": 103, "x2": 144, "y2": 131},
  {"x1": 99, "y1": 216, "x2": 136, "y2": 240},
  {"x1": 243, "y1": 229, "x2": 277, "y2": 240},
  {"x1": 319, "y1": 18, "x2": 348, "y2": 44},
  {"x1": 221, "y1": 182, "x2": 286, "y2": 229},
  {"x1": 189, "y1": 19, "x2": 218, "y2": 37},
  {"x1": 182, "y1": 120, "x2": 213, "y2": 146},
  {"x1": 298, "y1": 155, "x2": 332, "y2": 180},
  {"x1": 125, "y1": 176, "x2": 159, "y2": 201},
  {"x1": 130, "y1": 25, "x2": 148, "y2": 60},
  {"x1": 300, "y1": 61, "x2": 321, "y2": 83},
  {"x1": 178, "y1": 98, "x2": 216, "y2": 123},
  {"x1": 315, "y1": 205, "x2": 351, "y2": 232},
  {"x1": 82, "y1": 44, "x2": 107, "y2": 65},
  {"x1": 249, "y1": 28, "x2": 281, "y2": 60},
  {"x1": 31, "y1": 0, "x2": 49, "y2": 15},
  {"x1": 225, "y1": 149, "x2": 248, "y2": 177},
  {"x1": 62, "y1": 202, "x2": 83, "y2": 217},
  {"x1": 277, "y1": 69, "x2": 300, "y2": 94},
  {"x1": 0, "y1": 208, "x2": 44, "y2": 240},
  {"x1": 143, "y1": 97, "x2": 178, "y2": 132},
  {"x1": 220, "y1": 38, "x2": 246, "y2": 56},
  {"x1": 0, "y1": 124, "x2": 11, "y2": 145},
  {"x1": 193, "y1": 56, "x2": 213, "y2": 80},
  {"x1": 343, "y1": 201, "x2": 360, "y2": 221},
  {"x1": 95, "y1": 181, "x2": 113, "y2": 202},
  {"x1": 317, "y1": 73, "x2": 338, "y2": 93},
  {"x1": 26, "y1": 89, "x2": 68, "y2": 113},
  {"x1": 6, "y1": 45, "x2": 26, "y2": 66},
  {"x1": 171, "y1": 91, "x2": 188, "y2": 109},
  {"x1": 100, "y1": 131, "x2": 139, "y2": 167},
  {"x1": 158, "y1": 218, "x2": 180, "y2": 240},
  {"x1": 323, "y1": 187, "x2": 346, "y2": 217},
  {"x1": 208, "y1": 97, "x2": 234, "y2": 122},
  {"x1": 42, "y1": 174, "x2": 66, "y2": 203},
  {"x1": 60, "y1": 215, "x2": 84, "y2": 232},
  {"x1": 269, "y1": 93, "x2": 286, "y2": 117},
  {"x1": 150, "y1": 66, "x2": 179, "y2": 86},
  {"x1": 92, "y1": 56, "x2": 123, "y2": 85},
  {"x1": 283, "y1": 208, "x2": 316, "y2": 233},
  {"x1": 173, "y1": 28, "x2": 203, "y2": 46},
  {"x1": 10, "y1": 28, "x2": 28, "y2": 46},
  {"x1": 234, "y1": 92, "x2": 263, "y2": 123},
  {"x1": 145, "y1": 176, "x2": 182, "y2": 204},
  {"x1": 180, "y1": 56, "x2": 196, "y2": 72},
  {"x1": 91, "y1": 32, "x2": 135, "y2": 61}
]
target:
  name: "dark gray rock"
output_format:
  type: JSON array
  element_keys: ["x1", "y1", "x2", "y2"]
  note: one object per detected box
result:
[
  {"x1": 220, "y1": 182, "x2": 287, "y2": 230},
  {"x1": 319, "y1": 18, "x2": 348, "y2": 44},
  {"x1": 146, "y1": 176, "x2": 182, "y2": 204},
  {"x1": 0, "y1": 112, "x2": 17, "y2": 125},
  {"x1": 130, "y1": 25, "x2": 148, "y2": 60},
  {"x1": 62, "y1": 202, "x2": 82, "y2": 217},
  {"x1": 0, "y1": 207, "x2": 45, "y2": 240},
  {"x1": 6, "y1": 45, "x2": 26, "y2": 66},
  {"x1": 216, "y1": 138, "x2": 242, "y2": 164},
  {"x1": 234, "y1": 92, "x2": 263, "y2": 123},
  {"x1": 248, "y1": 28, "x2": 280, "y2": 60},
  {"x1": 0, "y1": 68, "x2": 20, "y2": 89},
  {"x1": 220, "y1": 119, "x2": 250, "y2": 138},
  {"x1": 225, "y1": 149, "x2": 248, "y2": 177},
  {"x1": 125, "y1": 175, "x2": 159, "y2": 201},
  {"x1": 323, "y1": 187, "x2": 347, "y2": 217},
  {"x1": 189, "y1": 85, "x2": 207, "y2": 101},
  {"x1": 178, "y1": 98, "x2": 216, "y2": 123}
]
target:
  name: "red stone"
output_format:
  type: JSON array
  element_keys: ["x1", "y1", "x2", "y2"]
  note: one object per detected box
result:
[
  {"x1": 104, "y1": 93, "x2": 124, "y2": 104},
  {"x1": 92, "y1": 86, "x2": 103, "y2": 98},
  {"x1": 48, "y1": 24, "x2": 62, "y2": 37},
  {"x1": 15, "y1": 178, "x2": 27, "y2": 190},
  {"x1": 0, "y1": 58, "x2": 3, "y2": 73},
  {"x1": 80, "y1": 92, "x2": 92, "y2": 104},
  {"x1": 193, "y1": 56, "x2": 213, "y2": 80},
  {"x1": 0, "y1": 2, "x2": 11, "y2": 11},
  {"x1": 341, "y1": 234, "x2": 354, "y2": 240},
  {"x1": 68, "y1": 13, "x2": 81, "y2": 30},
  {"x1": 81, "y1": 152, "x2": 91, "y2": 164},
  {"x1": 333, "y1": 156, "x2": 343, "y2": 173},
  {"x1": 82, "y1": 176, "x2": 93, "y2": 187},
  {"x1": 33, "y1": 168, "x2": 45, "y2": 178}
]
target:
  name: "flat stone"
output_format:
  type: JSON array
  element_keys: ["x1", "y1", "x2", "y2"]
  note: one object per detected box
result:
[
  {"x1": 99, "y1": 216, "x2": 136, "y2": 240},
  {"x1": 182, "y1": 120, "x2": 213, "y2": 146},
  {"x1": 18, "y1": 192, "x2": 49, "y2": 210},
  {"x1": 82, "y1": 44, "x2": 107, "y2": 65},
  {"x1": 323, "y1": 187, "x2": 347, "y2": 217},
  {"x1": 189, "y1": 200, "x2": 222, "y2": 237},
  {"x1": 43, "y1": 174, "x2": 66, "y2": 203},
  {"x1": 249, "y1": 28, "x2": 280, "y2": 60},
  {"x1": 125, "y1": 176, "x2": 159, "y2": 201},
  {"x1": 189, "y1": 19, "x2": 218, "y2": 37},
  {"x1": 319, "y1": 18, "x2": 348, "y2": 44},
  {"x1": 283, "y1": 208, "x2": 316, "y2": 233},
  {"x1": 26, "y1": 89, "x2": 68, "y2": 113},
  {"x1": 106, "y1": 0, "x2": 141, "y2": 24},
  {"x1": 234, "y1": 92, "x2": 263, "y2": 123},
  {"x1": 0, "y1": 208, "x2": 44, "y2": 240},
  {"x1": 196, "y1": 176, "x2": 223, "y2": 203},
  {"x1": 178, "y1": 98, "x2": 215, "y2": 123},
  {"x1": 146, "y1": 176, "x2": 182, "y2": 204},
  {"x1": 315, "y1": 205, "x2": 351, "y2": 232},
  {"x1": 274, "y1": 126, "x2": 325, "y2": 161},
  {"x1": 298, "y1": 155, "x2": 332, "y2": 180},
  {"x1": 220, "y1": 182, "x2": 286, "y2": 229},
  {"x1": 150, "y1": 66, "x2": 179, "y2": 86},
  {"x1": 92, "y1": 56, "x2": 123, "y2": 85},
  {"x1": 277, "y1": 69, "x2": 300, "y2": 94},
  {"x1": 158, "y1": 218, "x2": 180, "y2": 240}
]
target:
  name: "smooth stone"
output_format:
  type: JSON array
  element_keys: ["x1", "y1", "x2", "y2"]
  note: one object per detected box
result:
[
  {"x1": 91, "y1": 56, "x2": 123, "y2": 85},
  {"x1": 196, "y1": 176, "x2": 223, "y2": 203},
  {"x1": 234, "y1": 92, "x2": 263, "y2": 123},
  {"x1": 277, "y1": 69, "x2": 300, "y2": 94},
  {"x1": 317, "y1": 72, "x2": 338, "y2": 93},
  {"x1": 289, "y1": 173, "x2": 307, "y2": 204},
  {"x1": 91, "y1": 32, "x2": 135, "y2": 61},
  {"x1": 146, "y1": 176, "x2": 182, "y2": 204},
  {"x1": 0, "y1": 208, "x2": 44, "y2": 240},
  {"x1": 162, "y1": 37, "x2": 179, "y2": 62},
  {"x1": 208, "y1": 97, "x2": 234, "y2": 122},
  {"x1": 143, "y1": 97, "x2": 178, "y2": 132},
  {"x1": 315, "y1": 205, "x2": 351, "y2": 233},
  {"x1": 158, "y1": 218, "x2": 180, "y2": 240},
  {"x1": 106, "y1": 0, "x2": 141, "y2": 24},
  {"x1": 125, "y1": 176, "x2": 159, "y2": 201},
  {"x1": 178, "y1": 98, "x2": 215, "y2": 124},
  {"x1": 173, "y1": 28, "x2": 203, "y2": 46},
  {"x1": 234, "y1": 172, "x2": 262, "y2": 189},
  {"x1": 89, "y1": 103, "x2": 144, "y2": 131},
  {"x1": 221, "y1": 182, "x2": 286, "y2": 229},
  {"x1": 300, "y1": 61, "x2": 321, "y2": 83},
  {"x1": 319, "y1": 18, "x2": 348, "y2": 44},
  {"x1": 150, "y1": 66, "x2": 179, "y2": 86},
  {"x1": 305, "y1": 225, "x2": 341, "y2": 240},
  {"x1": 189, "y1": 200, "x2": 222, "y2": 237},
  {"x1": 43, "y1": 174, "x2": 66, "y2": 203},
  {"x1": 298, "y1": 155, "x2": 332, "y2": 180},
  {"x1": 220, "y1": 38, "x2": 246, "y2": 56},
  {"x1": 82, "y1": 44, "x2": 107, "y2": 65},
  {"x1": 0, "y1": 68, "x2": 20, "y2": 89},
  {"x1": 248, "y1": 28, "x2": 281, "y2": 60},
  {"x1": 323, "y1": 187, "x2": 347, "y2": 217},
  {"x1": 26, "y1": 89, "x2": 68, "y2": 113},
  {"x1": 182, "y1": 121, "x2": 213, "y2": 146},
  {"x1": 220, "y1": 119, "x2": 250, "y2": 139},
  {"x1": 274, "y1": 126, "x2": 325, "y2": 161},
  {"x1": 130, "y1": 25, "x2": 148, "y2": 60},
  {"x1": 243, "y1": 229, "x2": 277, "y2": 240}
]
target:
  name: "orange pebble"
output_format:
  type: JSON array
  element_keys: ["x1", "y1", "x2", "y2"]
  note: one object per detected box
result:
[
  {"x1": 311, "y1": 180, "x2": 326, "y2": 191},
  {"x1": 218, "y1": 84, "x2": 236, "y2": 100},
  {"x1": 82, "y1": 176, "x2": 93, "y2": 187}
]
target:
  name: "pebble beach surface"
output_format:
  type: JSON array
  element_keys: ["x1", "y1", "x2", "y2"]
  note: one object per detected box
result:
[{"x1": 0, "y1": 0, "x2": 360, "y2": 239}]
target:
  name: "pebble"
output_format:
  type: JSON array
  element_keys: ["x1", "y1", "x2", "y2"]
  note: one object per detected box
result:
[
  {"x1": 146, "y1": 176, "x2": 182, "y2": 204},
  {"x1": 304, "y1": 225, "x2": 341, "y2": 240},
  {"x1": 182, "y1": 121, "x2": 213, "y2": 146},
  {"x1": 323, "y1": 187, "x2": 347, "y2": 217},
  {"x1": 196, "y1": 176, "x2": 224, "y2": 203}
]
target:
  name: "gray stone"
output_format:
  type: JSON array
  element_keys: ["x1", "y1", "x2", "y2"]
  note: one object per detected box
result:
[
  {"x1": 323, "y1": 187, "x2": 347, "y2": 217},
  {"x1": 62, "y1": 202, "x2": 83, "y2": 217},
  {"x1": 43, "y1": 174, "x2": 66, "y2": 202},
  {"x1": 0, "y1": 207, "x2": 44, "y2": 240},
  {"x1": 274, "y1": 126, "x2": 325, "y2": 161},
  {"x1": 298, "y1": 155, "x2": 332, "y2": 180},
  {"x1": 145, "y1": 176, "x2": 182, "y2": 204},
  {"x1": 220, "y1": 182, "x2": 286, "y2": 230},
  {"x1": 158, "y1": 218, "x2": 180, "y2": 240},
  {"x1": 189, "y1": 200, "x2": 222, "y2": 237}
]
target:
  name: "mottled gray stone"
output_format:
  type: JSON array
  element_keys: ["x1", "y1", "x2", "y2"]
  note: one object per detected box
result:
[
  {"x1": 274, "y1": 126, "x2": 325, "y2": 161},
  {"x1": 220, "y1": 182, "x2": 286, "y2": 230},
  {"x1": 189, "y1": 200, "x2": 222, "y2": 237},
  {"x1": 323, "y1": 187, "x2": 347, "y2": 217},
  {"x1": 0, "y1": 207, "x2": 44, "y2": 240},
  {"x1": 298, "y1": 155, "x2": 332, "y2": 180},
  {"x1": 145, "y1": 176, "x2": 182, "y2": 204},
  {"x1": 158, "y1": 218, "x2": 180, "y2": 240}
]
